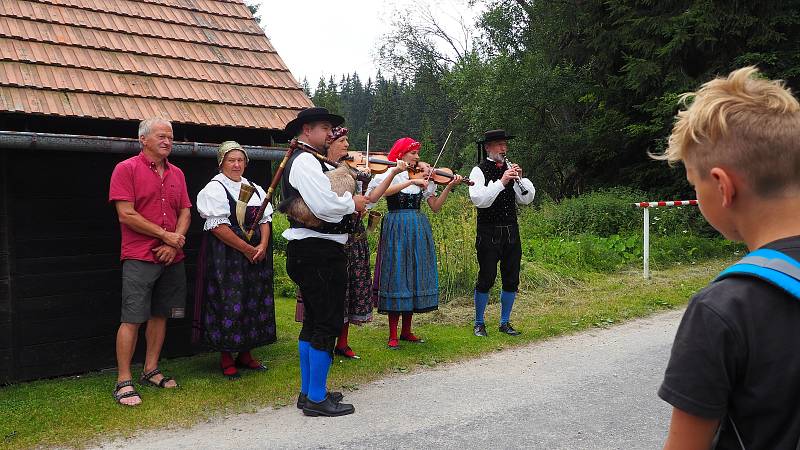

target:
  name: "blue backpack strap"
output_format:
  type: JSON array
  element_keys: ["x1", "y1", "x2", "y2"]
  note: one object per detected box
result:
[{"x1": 716, "y1": 248, "x2": 800, "y2": 300}]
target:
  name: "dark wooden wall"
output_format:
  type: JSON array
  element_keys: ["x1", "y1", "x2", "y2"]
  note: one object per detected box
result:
[{"x1": 0, "y1": 149, "x2": 272, "y2": 383}]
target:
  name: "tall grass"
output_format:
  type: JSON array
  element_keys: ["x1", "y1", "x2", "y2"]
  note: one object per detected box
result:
[{"x1": 270, "y1": 187, "x2": 743, "y2": 302}]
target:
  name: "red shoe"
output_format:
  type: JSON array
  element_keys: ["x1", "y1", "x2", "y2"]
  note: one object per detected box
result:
[
  {"x1": 387, "y1": 338, "x2": 400, "y2": 349},
  {"x1": 221, "y1": 363, "x2": 240, "y2": 379},
  {"x1": 399, "y1": 334, "x2": 426, "y2": 343},
  {"x1": 235, "y1": 352, "x2": 268, "y2": 371},
  {"x1": 221, "y1": 352, "x2": 240, "y2": 379},
  {"x1": 334, "y1": 346, "x2": 360, "y2": 359}
]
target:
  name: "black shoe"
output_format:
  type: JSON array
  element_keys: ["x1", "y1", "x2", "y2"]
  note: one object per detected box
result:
[
  {"x1": 302, "y1": 394, "x2": 355, "y2": 417},
  {"x1": 473, "y1": 324, "x2": 488, "y2": 337},
  {"x1": 499, "y1": 323, "x2": 521, "y2": 336},
  {"x1": 296, "y1": 391, "x2": 344, "y2": 409}
]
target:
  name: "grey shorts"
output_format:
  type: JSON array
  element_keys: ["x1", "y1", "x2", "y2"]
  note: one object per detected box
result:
[{"x1": 121, "y1": 259, "x2": 186, "y2": 324}]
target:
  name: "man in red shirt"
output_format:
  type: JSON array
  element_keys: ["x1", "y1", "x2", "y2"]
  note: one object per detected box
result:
[{"x1": 108, "y1": 117, "x2": 191, "y2": 406}]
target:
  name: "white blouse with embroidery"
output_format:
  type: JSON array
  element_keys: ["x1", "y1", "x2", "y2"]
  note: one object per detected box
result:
[{"x1": 196, "y1": 173, "x2": 273, "y2": 231}]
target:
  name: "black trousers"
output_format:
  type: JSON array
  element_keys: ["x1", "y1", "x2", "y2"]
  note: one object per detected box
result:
[
  {"x1": 475, "y1": 223, "x2": 522, "y2": 293},
  {"x1": 286, "y1": 238, "x2": 347, "y2": 353}
]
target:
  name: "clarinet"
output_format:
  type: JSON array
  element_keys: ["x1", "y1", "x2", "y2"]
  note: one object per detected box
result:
[{"x1": 503, "y1": 156, "x2": 528, "y2": 195}]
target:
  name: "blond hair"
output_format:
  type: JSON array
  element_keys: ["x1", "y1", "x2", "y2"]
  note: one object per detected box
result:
[{"x1": 656, "y1": 66, "x2": 800, "y2": 197}]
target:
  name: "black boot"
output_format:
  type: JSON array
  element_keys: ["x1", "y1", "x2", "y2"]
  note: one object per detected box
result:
[
  {"x1": 499, "y1": 322, "x2": 521, "y2": 336},
  {"x1": 302, "y1": 394, "x2": 355, "y2": 417},
  {"x1": 296, "y1": 391, "x2": 344, "y2": 409},
  {"x1": 473, "y1": 324, "x2": 488, "y2": 337}
]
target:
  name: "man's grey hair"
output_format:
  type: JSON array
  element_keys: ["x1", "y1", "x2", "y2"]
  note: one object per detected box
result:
[{"x1": 138, "y1": 117, "x2": 172, "y2": 138}]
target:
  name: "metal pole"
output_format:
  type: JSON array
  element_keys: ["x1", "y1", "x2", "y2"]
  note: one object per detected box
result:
[{"x1": 643, "y1": 207, "x2": 650, "y2": 279}]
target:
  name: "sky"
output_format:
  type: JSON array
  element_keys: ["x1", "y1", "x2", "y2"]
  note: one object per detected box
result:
[{"x1": 253, "y1": 0, "x2": 480, "y2": 86}]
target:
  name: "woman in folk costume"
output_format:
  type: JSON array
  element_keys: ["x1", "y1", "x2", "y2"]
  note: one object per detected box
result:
[
  {"x1": 296, "y1": 126, "x2": 408, "y2": 359},
  {"x1": 194, "y1": 141, "x2": 277, "y2": 378},
  {"x1": 369, "y1": 137, "x2": 462, "y2": 349}
]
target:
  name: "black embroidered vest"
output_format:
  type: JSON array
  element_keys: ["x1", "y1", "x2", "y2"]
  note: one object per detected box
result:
[
  {"x1": 386, "y1": 191, "x2": 423, "y2": 211},
  {"x1": 476, "y1": 159, "x2": 517, "y2": 225}
]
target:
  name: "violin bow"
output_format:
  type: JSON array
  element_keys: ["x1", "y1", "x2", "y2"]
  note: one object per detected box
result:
[
  {"x1": 365, "y1": 132, "x2": 370, "y2": 172},
  {"x1": 360, "y1": 133, "x2": 371, "y2": 193},
  {"x1": 426, "y1": 130, "x2": 452, "y2": 183}
]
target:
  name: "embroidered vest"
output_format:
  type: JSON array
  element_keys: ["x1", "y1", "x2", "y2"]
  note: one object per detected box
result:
[{"x1": 476, "y1": 159, "x2": 517, "y2": 225}]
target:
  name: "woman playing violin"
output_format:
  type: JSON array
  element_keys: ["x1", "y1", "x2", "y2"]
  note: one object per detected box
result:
[{"x1": 368, "y1": 137, "x2": 463, "y2": 349}]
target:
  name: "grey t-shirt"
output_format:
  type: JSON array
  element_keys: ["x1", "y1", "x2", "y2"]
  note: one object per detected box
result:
[{"x1": 659, "y1": 236, "x2": 800, "y2": 450}]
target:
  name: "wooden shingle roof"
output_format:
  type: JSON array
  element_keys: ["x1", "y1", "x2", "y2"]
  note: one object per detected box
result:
[{"x1": 0, "y1": 0, "x2": 313, "y2": 130}]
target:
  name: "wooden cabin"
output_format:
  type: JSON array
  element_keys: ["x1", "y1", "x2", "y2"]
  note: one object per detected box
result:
[{"x1": 0, "y1": 0, "x2": 311, "y2": 383}]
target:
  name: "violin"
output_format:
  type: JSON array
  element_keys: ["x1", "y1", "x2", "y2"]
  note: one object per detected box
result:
[
  {"x1": 408, "y1": 162, "x2": 474, "y2": 186},
  {"x1": 294, "y1": 141, "x2": 371, "y2": 183},
  {"x1": 338, "y1": 151, "x2": 396, "y2": 174}
]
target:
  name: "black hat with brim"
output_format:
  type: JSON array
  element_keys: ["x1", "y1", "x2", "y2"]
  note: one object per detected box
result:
[
  {"x1": 477, "y1": 129, "x2": 516, "y2": 144},
  {"x1": 284, "y1": 107, "x2": 345, "y2": 137}
]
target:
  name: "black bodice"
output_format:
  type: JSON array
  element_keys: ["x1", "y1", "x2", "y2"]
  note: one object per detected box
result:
[{"x1": 386, "y1": 192, "x2": 423, "y2": 211}]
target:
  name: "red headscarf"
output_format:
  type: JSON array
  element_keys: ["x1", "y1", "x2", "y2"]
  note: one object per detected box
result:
[{"x1": 387, "y1": 137, "x2": 421, "y2": 162}]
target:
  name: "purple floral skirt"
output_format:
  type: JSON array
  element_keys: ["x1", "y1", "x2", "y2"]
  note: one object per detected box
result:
[{"x1": 193, "y1": 232, "x2": 277, "y2": 352}]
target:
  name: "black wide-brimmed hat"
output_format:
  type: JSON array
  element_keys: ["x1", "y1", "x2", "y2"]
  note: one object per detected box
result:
[
  {"x1": 477, "y1": 129, "x2": 516, "y2": 144},
  {"x1": 284, "y1": 107, "x2": 344, "y2": 137}
]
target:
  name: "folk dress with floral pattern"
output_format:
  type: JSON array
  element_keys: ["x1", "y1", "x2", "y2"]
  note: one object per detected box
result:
[{"x1": 194, "y1": 174, "x2": 276, "y2": 352}]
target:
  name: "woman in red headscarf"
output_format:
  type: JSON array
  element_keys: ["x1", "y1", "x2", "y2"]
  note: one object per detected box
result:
[{"x1": 368, "y1": 137, "x2": 462, "y2": 349}]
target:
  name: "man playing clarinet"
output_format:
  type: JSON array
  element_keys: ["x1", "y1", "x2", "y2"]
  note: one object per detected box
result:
[{"x1": 468, "y1": 129, "x2": 535, "y2": 337}]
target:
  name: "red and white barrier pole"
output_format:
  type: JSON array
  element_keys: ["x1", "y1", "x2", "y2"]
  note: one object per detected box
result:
[
  {"x1": 634, "y1": 200, "x2": 699, "y2": 279},
  {"x1": 634, "y1": 200, "x2": 699, "y2": 208}
]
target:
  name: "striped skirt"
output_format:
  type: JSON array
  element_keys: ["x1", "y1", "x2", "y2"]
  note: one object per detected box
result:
[{"x1": 373, "y1": 209, "x2": 439, "y2": 314}]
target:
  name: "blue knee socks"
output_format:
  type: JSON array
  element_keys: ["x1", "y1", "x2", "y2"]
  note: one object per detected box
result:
[
  {"x1": 307, "y1": 346, "x2": 333, "y2": 403},
  {"x1": 474, "y1": 290, "x2": 489, "y2": 326},
  {"x1": 500, "y1": 290, "x2": 516, "y2": 325},
  {"x1": 298, "y1": 340, "x2": 311, "y2": 395}
]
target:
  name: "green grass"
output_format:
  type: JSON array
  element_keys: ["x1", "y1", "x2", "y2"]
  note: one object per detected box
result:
[{"x1": 0, "y1": 257, "x2": 731, "y2": 449}]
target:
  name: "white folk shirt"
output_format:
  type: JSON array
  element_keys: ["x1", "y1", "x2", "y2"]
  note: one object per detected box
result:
[
  {"x1": 281, "y1": 152, "x2": 356, "y2": 244},
  {"x1": 196, "y1": 173, "x2": 273, "y2": 231},
  {"x1": 365, "y1": 170, "x2": 438, "y2": 209},
  {"x1": 468, "y1": 159, "x2": 536, "y2": 208}
]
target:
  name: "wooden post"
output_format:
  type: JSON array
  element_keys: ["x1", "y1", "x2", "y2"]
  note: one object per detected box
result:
[{"x1": 0, "y1": 151, "x2": 15, "y2": 383}]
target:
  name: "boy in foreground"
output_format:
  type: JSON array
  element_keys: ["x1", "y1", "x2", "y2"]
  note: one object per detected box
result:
[{"x1": 656, "y1": 67, "x2": 800, "y2": 449}]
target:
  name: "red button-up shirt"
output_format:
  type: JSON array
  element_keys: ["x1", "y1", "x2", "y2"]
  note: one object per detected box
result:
[{"x1": 109, "y1": 152, "x2": 192, "y2": 263}]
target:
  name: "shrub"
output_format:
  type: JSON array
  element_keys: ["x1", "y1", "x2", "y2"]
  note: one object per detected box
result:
[
  {"x1": 518, "y1": 187, "x2": 715, "y2": 238},
  {"x1": 265, "y1": 187, "x2": 738, "y2": 302}
]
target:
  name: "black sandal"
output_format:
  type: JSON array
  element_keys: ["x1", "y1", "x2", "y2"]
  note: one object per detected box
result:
[
  {"x1": 140, "y1": 368, "x2": 177, "y2": 388},
  {"x1": 113, "y1": 380, "x2": 141, "y2": 406}
]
